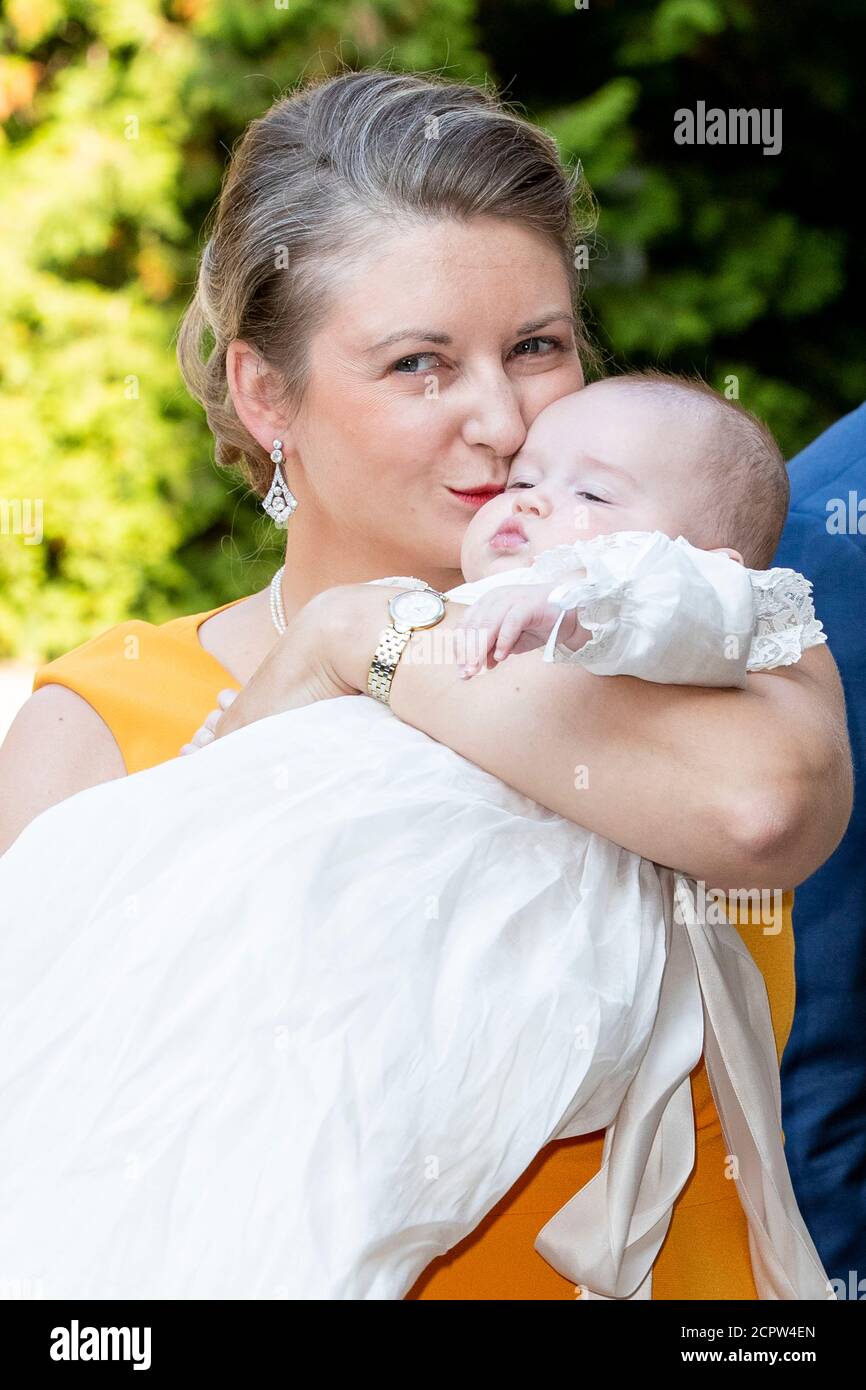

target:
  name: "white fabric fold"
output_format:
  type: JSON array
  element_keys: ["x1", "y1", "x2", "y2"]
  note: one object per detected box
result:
[
  {"x1": 534, "y1": 871, "x2": 836, "y2": 1301},
  {"x1": 540, "y1": 531, "x2": 756, "y2": 684},
  {"x1": 535, "y1": 531, "x2": 826, "y2": 684}
]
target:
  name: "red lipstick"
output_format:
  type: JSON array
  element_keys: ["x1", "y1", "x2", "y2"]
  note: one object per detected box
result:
[{"x1": 448, "y1": 486, "x2": 504, "y2": 509}]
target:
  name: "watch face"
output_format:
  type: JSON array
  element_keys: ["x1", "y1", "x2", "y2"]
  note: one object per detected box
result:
[{"x1": 388, "y1": 588, "x2": 446, "y2": 630}]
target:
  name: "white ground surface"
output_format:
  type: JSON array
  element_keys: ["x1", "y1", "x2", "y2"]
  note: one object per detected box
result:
[{"x1": 0, "y1": 662, "x2": 36, "y2": 743}]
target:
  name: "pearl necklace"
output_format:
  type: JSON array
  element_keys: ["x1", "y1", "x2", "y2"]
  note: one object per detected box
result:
[
  {"x1": 269, "y1": 566, "x2": 434, "y2": 637},
  {"x1": 270, "y1": 564, "x2": 287, "y2": 635}
]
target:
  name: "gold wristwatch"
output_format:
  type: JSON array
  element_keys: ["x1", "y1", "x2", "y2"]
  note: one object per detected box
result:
[{"x1": 367, "y1": 586, "x2": 449, "y2": 705}]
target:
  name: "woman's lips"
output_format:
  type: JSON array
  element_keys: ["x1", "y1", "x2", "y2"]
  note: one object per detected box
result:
[{"x1": 447, "y1": 487, "x2": 503, "y2": 509}]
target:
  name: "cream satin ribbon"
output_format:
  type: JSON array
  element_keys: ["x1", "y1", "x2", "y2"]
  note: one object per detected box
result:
[{"x1": 534, "y1": 870, "x2": 836, "y2": 1301}]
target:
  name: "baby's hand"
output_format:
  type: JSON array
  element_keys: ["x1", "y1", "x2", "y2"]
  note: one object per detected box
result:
[{"x1": 455, "y1": 582, "x2": 583, "y2": 679}]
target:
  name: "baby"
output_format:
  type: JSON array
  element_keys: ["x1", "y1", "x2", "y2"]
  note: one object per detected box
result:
[
  {"x1": 451, "y1": 370, "x2": 776, "y2": 673},
  {"x1": 0, "y1": 374, "x2": 831, "y2": 1303}
]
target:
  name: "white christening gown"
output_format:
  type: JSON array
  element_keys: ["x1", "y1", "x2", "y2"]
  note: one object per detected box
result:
[{"x1": 0, "y1": 531, "x2": 833, "y2": 1300}]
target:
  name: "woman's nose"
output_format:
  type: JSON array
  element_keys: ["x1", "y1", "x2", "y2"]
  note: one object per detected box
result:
[{"x1": 460, "y1": 376, "x2": 528, "y2": 464}]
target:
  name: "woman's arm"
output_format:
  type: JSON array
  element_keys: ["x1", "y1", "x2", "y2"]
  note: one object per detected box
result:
[
  {"x1": 308, "y1": 584, "x2": 853, "y2": 892},
  {"x1": 211, "y1": 581, "x2": 851, "y2": 890},
  {"x1": 0, "y1": 687, "x2": 126, "y2": 857}
]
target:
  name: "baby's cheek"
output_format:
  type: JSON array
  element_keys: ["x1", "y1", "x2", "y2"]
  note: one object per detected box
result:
[
  {"x1": 535, "y1": 511, "x2": 601, "y2": 546},
  {"x1": 459, "y1": 504, "x2": 498, "y2": 580},
  {"x1": 458, "y1": 536, "x2": 482, "y2": 583}
]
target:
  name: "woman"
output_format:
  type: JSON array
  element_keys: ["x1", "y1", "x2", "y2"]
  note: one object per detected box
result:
[{"x1": 0, "y1": 69, "x2": 851, "y2": 1300}]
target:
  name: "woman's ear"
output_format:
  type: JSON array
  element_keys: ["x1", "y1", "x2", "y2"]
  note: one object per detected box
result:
[
  {"x1": 226, "y1": 339, "x2": 298, "y2": 459},
  {"x1": 710, "y1": 546, "x2": 745, "y2": 566}
]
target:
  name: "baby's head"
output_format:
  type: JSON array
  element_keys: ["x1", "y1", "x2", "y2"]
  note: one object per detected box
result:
[{"x1": 460, "y1": 373, "x2": 789, "y2": 581}]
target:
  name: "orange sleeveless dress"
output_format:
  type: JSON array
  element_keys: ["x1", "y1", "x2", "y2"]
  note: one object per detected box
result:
[{"x1": 33, "y1": 600, "x2": 797, "y2": 1301}]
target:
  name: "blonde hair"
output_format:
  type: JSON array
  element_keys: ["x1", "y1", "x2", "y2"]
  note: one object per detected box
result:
[
  {"x1": 176, "y1": 68, "x2": 598, "y2": 497},
  {"x1": 610, "y1": 370, "x2": 789, "y2": 568}
]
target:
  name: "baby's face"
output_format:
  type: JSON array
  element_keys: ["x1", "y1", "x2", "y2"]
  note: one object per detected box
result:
[{"x1": 460, "y1": 380, "x2": 711, "y2": 582}]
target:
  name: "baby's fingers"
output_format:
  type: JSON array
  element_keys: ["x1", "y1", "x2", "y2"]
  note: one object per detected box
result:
[
  {"x1": 491, "y1": 606, "x2": 531, "y2": 663},
  {"x1": 456, "y1": 606, "x2": 501, "y2": 678}
]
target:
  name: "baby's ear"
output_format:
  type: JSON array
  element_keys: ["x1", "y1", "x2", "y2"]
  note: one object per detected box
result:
[{"x1": 710, "y1": 545, "x2": 745, "y2": 566}]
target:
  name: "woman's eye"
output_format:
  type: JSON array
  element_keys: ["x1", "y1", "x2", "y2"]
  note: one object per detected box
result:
[
  {"x1": 391, "y1": 353, "x2": 442, "y2": 374},
  {"x1": 506, "y1": 480, "x2": 534, "y2": 490},
  {"x1": 510, "y1": 335, "x2": 563, "y2": 359}
]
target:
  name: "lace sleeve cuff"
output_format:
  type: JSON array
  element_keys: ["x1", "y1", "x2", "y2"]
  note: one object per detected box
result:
[{"x1": 746, "y1": 569, "x2": 827, "y2": 670}]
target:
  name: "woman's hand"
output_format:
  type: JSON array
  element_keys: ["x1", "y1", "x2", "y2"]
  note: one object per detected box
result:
[
  {"x1": 210, "y1": 588, "x2": 363, "y2": 743},
  {"x1": 181, "y1": 583, "x2": 398, "y2": 753}
]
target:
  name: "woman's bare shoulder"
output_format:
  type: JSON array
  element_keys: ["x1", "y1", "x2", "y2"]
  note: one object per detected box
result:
[
  {"x1": 0, "y1": 686, "x2": 125, "y2": 857},
  {"x1": 196, "y1": 587, "x2": 276, "y2": 685}
]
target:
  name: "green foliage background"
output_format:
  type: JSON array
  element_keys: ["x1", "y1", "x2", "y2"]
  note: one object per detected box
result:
[{"x1": 1, "y1": 0, "x2": 862, "y2": 659}]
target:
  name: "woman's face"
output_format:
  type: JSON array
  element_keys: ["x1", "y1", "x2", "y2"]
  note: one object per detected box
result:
[{"x1": 283, "y1": 217, "x2": 585, "y2": 574}]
